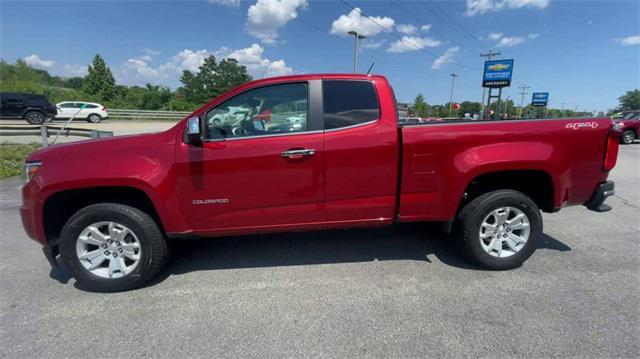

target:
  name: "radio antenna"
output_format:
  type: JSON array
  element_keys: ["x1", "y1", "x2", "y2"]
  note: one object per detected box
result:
[{"x1": 366, "y1": 62, "x2": 375, "y2": 75}]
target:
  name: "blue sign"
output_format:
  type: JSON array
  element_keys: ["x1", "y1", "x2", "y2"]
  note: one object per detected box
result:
[
  {"x1": 482, "y1": 59, "x2": 514, "y2": 88},
  {"x1": 531, "y1": 92, "x2": 549, "y2": 107}
]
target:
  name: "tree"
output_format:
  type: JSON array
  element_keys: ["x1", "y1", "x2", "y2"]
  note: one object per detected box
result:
[
  {"x1": 459, "y1": 101, "x2": 482, "y2": 116},
  {"x1": 180, "y1": 55, "x2": 252, "y2": 104},
  {"x1": 412, "y1": 94, "x2": 429, "y2": 117},
  {"x1": 83, "y1": 54, "x2": 116, "y2": 101},
  {"x1": 617, "y1": 89, "x2": 640, "y2": 111}
]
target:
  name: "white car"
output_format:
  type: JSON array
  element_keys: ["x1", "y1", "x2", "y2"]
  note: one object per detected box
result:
[{"x1": 55, "y1": 101, "x2": 109, "y2": 123}]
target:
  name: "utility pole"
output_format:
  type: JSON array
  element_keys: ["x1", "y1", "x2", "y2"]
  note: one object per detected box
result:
[
  {"x1": 517, "y1": 85, "x2": 530, "y2": 118},
  {"x1": 448, "y1": 73, "x2": 458, "y2": 117},
  {"x1": 480, "y1": 50, "x2": 501, "y2": 120},
  {"x1": 348, "y1": 31, "x2": 366, "y2": 73}
]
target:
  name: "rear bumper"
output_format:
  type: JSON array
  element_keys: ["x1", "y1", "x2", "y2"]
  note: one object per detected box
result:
[{"x1": 585, "y1": 181, "x2": 615, "y2": 212}]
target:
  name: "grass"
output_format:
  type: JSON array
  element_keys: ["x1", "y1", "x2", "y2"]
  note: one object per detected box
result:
[{"x1": 0, "y1": 142, "x2": 41, "y2": 178}]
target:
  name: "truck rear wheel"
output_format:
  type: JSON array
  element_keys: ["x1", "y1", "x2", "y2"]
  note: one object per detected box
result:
[
  {"x1": 621, "y1": 130, "x2": 635, "y2": 144},
  {"x1": 456, "y1": 190, "x2": 542, "y2": 270},
  {"x1": 59, "y1": 203, "x2": 169, "y2": 292}
]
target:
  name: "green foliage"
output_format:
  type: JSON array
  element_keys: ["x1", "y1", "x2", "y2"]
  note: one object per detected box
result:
[
  {"x1": 0, "y1": 142, "x2": 41, "y2": 178},
  {"x1": 0, "y1": 59, "x2": 200, "y2": 112},
  {"x1": 83, "y1": 54, "x2": 116, "y2": 101},
  {"x1": 180, "y1": 55, "x2": 252, "y2": 104},
  {"x1": 617, "y1": 89, "x2": 640, "y2": 111},
  {"x1": 412, "y1": 94, "x2": 428, "y2": 117}
]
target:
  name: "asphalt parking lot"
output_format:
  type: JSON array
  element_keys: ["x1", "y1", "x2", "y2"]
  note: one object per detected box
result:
[{"x1": 0, "y1": 145, "x2": 638, "y2": 358}]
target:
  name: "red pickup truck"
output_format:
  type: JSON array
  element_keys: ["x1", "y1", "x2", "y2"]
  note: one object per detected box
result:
[{"x1": 20, "y1": 74, "x2": 620, "y2": 292}]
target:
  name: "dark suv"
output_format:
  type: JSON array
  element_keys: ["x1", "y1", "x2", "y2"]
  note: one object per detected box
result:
[{"x1": 0, "y1": 92, "x2": 57, "y2": 124}]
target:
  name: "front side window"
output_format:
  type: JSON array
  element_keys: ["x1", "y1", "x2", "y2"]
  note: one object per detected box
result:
[
  {"x1": 323, "y1": 80, "x2": 380, "y2": 130},
  {"x1": 204, "y1": 82, "x2": 308, "y2": 140}
]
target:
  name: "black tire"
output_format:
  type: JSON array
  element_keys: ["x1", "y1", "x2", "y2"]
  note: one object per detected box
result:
[
  {"x1": 24, "y1": 111, "x2": 46, "y2": 124},
  {"x1": 456, "y1": 190, "x2": 542, "y2": 270},
  {"x1": 87, "y1": 114, "x2": 102, "y2": 123},
  {"x1": 59, "y1": 203, "x2": 169, "y2": 292},
  {"x1": 621, "y1": 130, "x2": 635, "y2": 144}
]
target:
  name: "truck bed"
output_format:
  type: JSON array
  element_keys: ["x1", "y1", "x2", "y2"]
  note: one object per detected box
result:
[{"x1": 397, "y1": 117, "x2": 614, "y2": 222}]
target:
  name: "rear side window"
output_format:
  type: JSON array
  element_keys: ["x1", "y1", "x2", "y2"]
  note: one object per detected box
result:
[{"x1": 323, "y1": 80, "x2": 379, "y2": 130}]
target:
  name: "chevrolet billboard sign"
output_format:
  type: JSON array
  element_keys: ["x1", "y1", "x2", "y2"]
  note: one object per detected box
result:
[{"x1": 482, "y1": 59, "x2": 514, "y2": 88}]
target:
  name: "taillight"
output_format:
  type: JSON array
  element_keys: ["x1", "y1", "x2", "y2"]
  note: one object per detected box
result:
[
  {"x1": 102, "y1": 107, "x2": 107, "y2": 111},
  {"x1": 603, "y1": 131, "x2": 619, "y2": 171}
]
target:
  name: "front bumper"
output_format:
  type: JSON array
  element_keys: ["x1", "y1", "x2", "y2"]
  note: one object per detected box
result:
[{"x1": 585, "y1": 181, "x2": 615, "y2": 212}]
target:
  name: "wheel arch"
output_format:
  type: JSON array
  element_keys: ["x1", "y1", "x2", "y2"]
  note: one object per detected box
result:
[
  {"x1": 42, "y1": 186, "x2": 165, "y2": 245},
  {"x1": 458, "y1": 169, "x2": 555, "y2": 214}
]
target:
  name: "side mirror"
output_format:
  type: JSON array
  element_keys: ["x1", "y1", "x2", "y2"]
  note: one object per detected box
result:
[{"x1": 186, "y1": 116, "x2": 203, "y2": 146}]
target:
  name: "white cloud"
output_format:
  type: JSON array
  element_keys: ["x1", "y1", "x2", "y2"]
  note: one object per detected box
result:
[
  {"x1": 23, "y1": 54, "x2": 55, "y2": 68},
  {"x1": 246, "y1": 0, "x2": 308, "y2": 44},
  {"x1": 496, "y1": 36, "x2": 526, "y2": 47},
  {"x1": 431, "y1": 46, "x2": 460, "y2": 70},
  {"x1": 214, "y1": 43, "x2": 294, "y2": 77},
  {"x1": 487, "y1": 32, "x2": 538, "y2": 47},
  {"x1": 488, "y1": 32, "x2": 504, "y2": 40},
  {"x1": 397, "y1": 24, "x2": 417, "y2": 35},
  {"x1": 209, "y1": 0, "x2": 241, "y2": 7},
  {"x1": 388, "y1": 36, "x2": 441, "y2": 53},
  {"x1": 330, "y1": 8, "x2": 395, "y2": 37},
  {"x1": 465, "y1": 0, "x2": 549, "y2": 16},
  {"x1": 420, "y1": 24, "x2": 432, "y2": 32},
  {"x1": 616, "y1": 35, "x2": 640, "y2": 46},
  {"x1": 361, "y1": 39, "x2": 387, "y2": 49},
  {"x1": 142, "y1": 48, "x2": 161, "y2": 56},
  {"x1": 22, "y1": 54, "x2": 86, "y2": 78},
  {"x1": 119, "y1": 49, "x2": 210, "y2": 85},
  {"x1": 166, "y1": 49, "x2": 212, "y2": 73},
  {"x1": 125, "y1": 58, "x2": 162, "y2": 79},
  {"x1": 57, "y1": 64, "x2": 87, "y2": 77}
]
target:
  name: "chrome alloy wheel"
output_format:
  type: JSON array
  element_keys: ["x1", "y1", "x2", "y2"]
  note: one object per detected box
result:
[
  {"x1": 75, "y1": 221, "x2": 142, "y2": 279},
  {"x1": 623, "y1": 131, "x2": 634, "y2": 143},
  {"x1": 479, "y1": 207, "x2": 530, "y2": 258}
]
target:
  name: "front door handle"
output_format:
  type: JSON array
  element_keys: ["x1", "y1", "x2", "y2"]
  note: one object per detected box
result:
[{"x1": 281, "y1": 148, "x2": 315, "y2": 159}]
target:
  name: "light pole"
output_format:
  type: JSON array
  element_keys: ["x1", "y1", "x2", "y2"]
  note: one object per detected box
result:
[
  {"x1": 348, "y1": 31, "x2": 366, "y2": 73},
  {"x1": 504, "y1": 96, "x2": 511, "y2": 118},
  {"x1": 448, "y1": 73, "x2": 458, "y2": 117}
]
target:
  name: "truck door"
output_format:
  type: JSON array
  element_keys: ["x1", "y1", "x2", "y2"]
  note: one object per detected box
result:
[
  {"x1": 321, "y1": 79, "x2": 399, "y2": 222},
  {"x1": 175, "y1": 80, "x2": 326, "y2": 232}
]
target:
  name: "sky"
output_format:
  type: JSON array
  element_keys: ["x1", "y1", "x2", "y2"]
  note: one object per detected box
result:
[{"x1": 1, "y1": 0, "x2": 639, "y2": 112}]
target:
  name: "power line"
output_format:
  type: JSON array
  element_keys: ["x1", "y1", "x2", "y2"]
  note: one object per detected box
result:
[
  {"x1": 389, "y1": 0, "x2": 481, "y2": 55},
  {"x1": 339, "y1": 0, "x2": 481, "y2": 70},
  {"x1": 420, "y1": 0, "x2": 491, "y2": 51}
]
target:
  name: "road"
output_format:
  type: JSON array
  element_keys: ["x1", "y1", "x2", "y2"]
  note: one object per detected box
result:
[
  {"x1": 0, "y1": 145, "x2": 638, "y2": 358},
  {"x1": 0, "y1": 119, "x2": 176, "y2": 144}
]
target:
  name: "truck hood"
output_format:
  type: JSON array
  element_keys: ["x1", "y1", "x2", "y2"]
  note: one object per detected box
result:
[{"x1": 26, "y1": 130, "x2": 176, "y2": 163}]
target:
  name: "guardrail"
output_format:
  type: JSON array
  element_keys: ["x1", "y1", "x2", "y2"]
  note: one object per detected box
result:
[
  {"x1": 108, "y1": 109, "x2": 190, "y2": 120},
  {"x1": 0, "y1": 125, "x2": 113, "y2": 147}
]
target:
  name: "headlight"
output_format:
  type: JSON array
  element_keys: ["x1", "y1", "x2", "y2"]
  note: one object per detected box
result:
[{"x1": 23, "y1": 161, "x2": 42, "y2": 183}]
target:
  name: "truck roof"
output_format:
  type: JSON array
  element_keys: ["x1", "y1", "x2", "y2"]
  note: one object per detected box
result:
[{"x1": 245, "y1": 73, "x2": 388, "y2": 86}]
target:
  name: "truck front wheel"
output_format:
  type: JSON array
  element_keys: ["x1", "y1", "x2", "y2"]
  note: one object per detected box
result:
[
  {"x1": 456, "y1": 190, "x2": 542, "y2": 270},
  {"x1": 59, "y1": 203, "x2": 169, "y2": 292}
]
